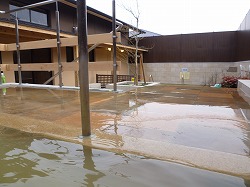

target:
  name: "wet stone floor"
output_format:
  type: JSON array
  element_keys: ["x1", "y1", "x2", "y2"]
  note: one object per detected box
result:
[
  {"x1": 1, "y1": 127, "x2": 250, "y2": 187},
  {"x1": 0, "y1": 84, "x2": 250, "y2": 181}
]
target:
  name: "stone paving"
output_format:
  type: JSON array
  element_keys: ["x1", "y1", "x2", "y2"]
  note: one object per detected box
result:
[{"x1": 0, "y1": 84, "x2": 250, "y2": 179}]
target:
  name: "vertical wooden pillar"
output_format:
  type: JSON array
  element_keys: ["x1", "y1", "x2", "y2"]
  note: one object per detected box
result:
[{"x1": 77, "y1": 0, "x2": 91, "y2": 136}]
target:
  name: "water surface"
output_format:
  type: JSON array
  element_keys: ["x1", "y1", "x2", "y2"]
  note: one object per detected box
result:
[{"x1": 1, "y1": 127, "x2": 249, "y2": 187}]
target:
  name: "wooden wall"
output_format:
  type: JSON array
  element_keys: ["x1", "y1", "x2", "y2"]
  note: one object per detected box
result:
[
  {"x1": 140, "y1": 9, "x2": 250, "y2": 63},
  {"x1": 140, "y1": 31, "x2": 237, "y2": 63}
]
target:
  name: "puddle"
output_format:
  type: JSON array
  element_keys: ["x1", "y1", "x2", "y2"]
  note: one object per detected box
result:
[{"x1": 1, "y1": 127, "x2": 249, "y2": 187}]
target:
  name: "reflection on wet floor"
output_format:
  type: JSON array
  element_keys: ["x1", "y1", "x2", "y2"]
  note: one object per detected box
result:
[
  {"x1": 90, "y1": 85, "x2": 250, "y2": 155},
  {"x1": 0, "y1": 84, "x2": 250, "y2": 178},
  {"x1": 1, "y1": 127, "x2": 250, "y2": 187},
  {"x1": 100, "y1": 103, "x2": 250, "y2": 155}
]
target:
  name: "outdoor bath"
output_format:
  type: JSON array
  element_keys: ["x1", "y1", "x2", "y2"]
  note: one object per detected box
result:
[{"x1": 0, "y1": 84, "x2": 250, "y2": 186}]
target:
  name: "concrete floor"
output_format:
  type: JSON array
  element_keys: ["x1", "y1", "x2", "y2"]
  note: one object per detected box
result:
[{"x1": 0, "y1": 84, "x2": 250, "y2": 178}]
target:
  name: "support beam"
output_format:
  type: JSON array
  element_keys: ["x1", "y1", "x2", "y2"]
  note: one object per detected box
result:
[
  {"x1": 0, "y1": 61, "x2": 121, "y2": 72},
  {"x1": 71, "y1": 44, "x2": 102, "y2": 63},
  {"x1": 5, "y1": 33, "x2": 121, "y2": 51},
  {"x1": 104, "y1": 42, "x2": 148, "y2": 52},
  {"x1": 0, "y1": 44, "x2": 5, "y2": 51},
  {"x1": 0, "y1": 26, "x2": 52, "y2": 38},
  {"x1": 140, "y1": 53, "x2": 146, "y2": 84},
  {"x1": 43, "y1": 71, "x2": 60, "y2": 85},
  {"x1": 0, "y1": 21, "x2": 73, "y2": 38},
  {"x1": 88, "y1": 43, "x2": 100, "y2": 53}
]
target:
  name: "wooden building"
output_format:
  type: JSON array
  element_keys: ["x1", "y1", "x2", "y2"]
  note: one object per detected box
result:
[{"x1": 0, "y1": 0, "x2": 144, "y2": 86}]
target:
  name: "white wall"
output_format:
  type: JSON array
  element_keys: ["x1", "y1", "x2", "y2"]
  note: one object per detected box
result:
[{"x1": 234, "y1": 61, "x2": 250, "y2": 78}]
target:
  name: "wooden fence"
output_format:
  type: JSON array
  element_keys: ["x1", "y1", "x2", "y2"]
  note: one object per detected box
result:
[{"x1": 96, "y1": 74, "x2": 138, "y2": 88}]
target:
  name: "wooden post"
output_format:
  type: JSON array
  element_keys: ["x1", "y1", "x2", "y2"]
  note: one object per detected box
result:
[
  {"x1": 140, "y1": 53, "x2": 146, "y2": 84},
  {"x1": 77, "y1": 0, "x2": 91, "y2": 136},
  {"x1": 15, "y1": 13, "x2": 22, "y2": 85},
  {"x1": 112, "y1": 0, "x2": 117, "y2": 92},
  {"x1": 55, "y1": 2, "x2": 63, "y2": 87}
]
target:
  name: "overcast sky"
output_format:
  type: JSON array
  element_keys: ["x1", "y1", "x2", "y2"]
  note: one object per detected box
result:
[{"x1": 86, "y1": 0, "x2": 250, "y2": 35}]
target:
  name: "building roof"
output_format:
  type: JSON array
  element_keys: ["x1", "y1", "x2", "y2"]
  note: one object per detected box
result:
[{"x1": 130, "y1": 29, "x2": 161, "y2": 38}]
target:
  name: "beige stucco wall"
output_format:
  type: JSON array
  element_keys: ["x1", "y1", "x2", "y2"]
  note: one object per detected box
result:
[
  {"x1": 117, "y1": 50, "x2": 129, "y2": 75},
  {"x1": 89, "y1": 47, "x2": 129, "y2": 83},
  {"x1": 1, "y1": 51, "x2": 15, "y2": 83},
  {"x1": 95, "y1": 47, "x2": 112, "y2": 61},
  {"x1": 0, "y1": 47, "x2": 131, "y2": 86},
  {"x1": 52, "y1": 47, "x2": 76, "y2": 86},
  {"x1": 89, "y1": 47, "x2": 112, "y2": 83},
  {"x1": 51, "y1": 46, "x2": 131, "y2": 86},
  {"x1": 143, "y1": 62, "x2": 242, "y2": 85}
]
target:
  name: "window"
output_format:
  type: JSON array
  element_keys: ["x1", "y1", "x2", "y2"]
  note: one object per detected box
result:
[
  {"x1": 10, "y1": 4, "x2": 48, "y2": 26},
  {"x1": 66, "y1": 47, "x2": 74, "y2": 62},
  {"x1": 30, "y1": 10, "x2": 48, "y2": 26},
  {"x1": 89, "y1": 50, "x2": 95, "y2": 62},
  {"x1": 66, "y1": 48, "x2": 95, "y2": 63},
  {"x1": 10, "y1": 5, "x2": 30, "y2": 22}
]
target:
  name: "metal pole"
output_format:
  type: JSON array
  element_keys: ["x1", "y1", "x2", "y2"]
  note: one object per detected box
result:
[
  {"x1": 0, "y1": 65, "x2": 2, "y2": 84},
  {"x1": 77, "y1": 0, "x2": 91, "y2": 136},
  {"x1": 1, "y1": 0, "x2": 59, "y2": 14},
  {"x1": 56, "y1": 2, "x2": 63, "y2": 87},
  {"x1": 0, "y1": 72, "x2": 2, "y2": 85},
  {"x1": 112, "y1": 0, "x2": 117, "y2": 92},
  {"x1": 15, "y1": 12, "x2": 22, "y2": 85}
]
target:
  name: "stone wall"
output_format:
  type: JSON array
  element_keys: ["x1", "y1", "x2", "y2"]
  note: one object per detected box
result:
[{"x1": 143, "y1": 62, "x2": 248, "y2": 85}]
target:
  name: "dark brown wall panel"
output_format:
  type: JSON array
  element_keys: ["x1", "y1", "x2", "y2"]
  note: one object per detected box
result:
[
  {"x1": 0, "y1": 0, "x2": 10, "y2": 19},
  {"x1": 236, "y1": 31, "x2": 250, "y2": 61},
  {"x1": 45, "y1": 3, "x2": 113, "y2": 35},
  {"x1": 181, "y1": 33, "x2": 214, "y2": 62},
  {"x1": 140, "y1": 31, "x2": 237, "y2": 63},
  {"x1": 87, "y1": 14, "x2": 112, "y2": 34},
  {"x1": 141, "y1": 35, "x2": 182, "y2": 62},
  {"x1": 57, "y1": 4, "x2": 76, "y2": 33},
  {"x1": 142, "y1": 8, "x2": 250, "y2": 63},
  {"x1": 212, "y1": 32, "x2": 236, "y2": 62}
]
